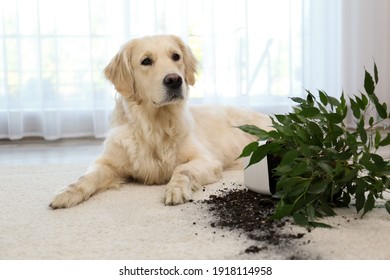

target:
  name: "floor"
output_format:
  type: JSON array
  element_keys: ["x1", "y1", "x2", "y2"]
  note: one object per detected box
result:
[
  {"x1": 1, "y1": 137, "x2": 390, "y2": 167},
  {"x1": 0, "y1": 138, "x2": 104, "y2": 166}
]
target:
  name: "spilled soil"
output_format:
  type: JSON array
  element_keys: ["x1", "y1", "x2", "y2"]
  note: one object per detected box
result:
[{"x1": 200, "y1": 187, "x2": 305, "y2": 256}]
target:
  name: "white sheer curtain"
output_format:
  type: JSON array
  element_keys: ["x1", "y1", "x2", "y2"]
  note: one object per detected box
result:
[
  {"x1": 303, "y1": 0, "x2": 390, "y2": 126},
  {"x1": 303, "y1": 0, "x2": 390, "y2": 106},
  {"x1": 339, "y1": 0, "x2": 390, "y2": 107},
  {"x1": 1, "y1": 0, "x2": 389, "y2": 140}
]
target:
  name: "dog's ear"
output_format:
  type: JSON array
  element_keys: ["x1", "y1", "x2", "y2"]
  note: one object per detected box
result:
[
  {"x1": 171, "y1": 35, "x2": 198, "y2": 86},
  {"x1": 104, "y1": 42, "x2": 138, "y2": 101}
]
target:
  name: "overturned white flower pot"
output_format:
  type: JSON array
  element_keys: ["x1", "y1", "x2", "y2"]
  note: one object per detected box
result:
[{"x1": 243, "y1": 149, "x2": 279, "y2": 196}]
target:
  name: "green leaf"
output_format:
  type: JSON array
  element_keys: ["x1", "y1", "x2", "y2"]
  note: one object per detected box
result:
[
  {"x1": 339, "y1": 168, "x2": 359, "y2": 184},
  {"x1": 355, "y1": 181, "x2": 367, "y2": 213},
  {"x1": 360, "y1": 153, "x2": 379, "y2": 173},
  {"x1": 272, "y1": 200, "x2": 293, "y2": 220},
  {"x1": 329, "y1": 124, "x2": 344, "y2": 138},
  {"x1": 379, "y1": 133, "x2": 390, "y2": 146},
  {"x1": 237, "y1": 125, "x2": 268, "y2": 139},
  {"x1": 307, "y1": 179, "x2": 330, "y2": 194},
  {"x1": 374, "y1": 62, "x2": 379, "y2": 84},
  {"x1": 328, "y1": 96, "x2": 341, "y2": 108},
  {"x1": 290, "y1": 161, "x2": 308, "y2": 176},
  {"x1": 306, "y1": 91, "x2": 315, "y2": 106},
  {"x1": 288, "y1": 113, "x2": 304, "y2": 124},
  {"x1": 274, "y1": 114, "x2": 287, "y2": 124},
  {"x1": 385, "y1": 201, "x2": 390, "y2": 215},
  {"x1": 370, "y1": 153, "x2": 385, "y2": 167},
  {"x1": 307, "y1": 121, "x2": 323, "y2": 139},
  {"x1": 295, "y1": 126, "x2": 311, "y2": 142},
  {"x1": 273, "y1": 122, "x2": 294, "y2": 137},
  {"x1": 276, "y1": 176, "x2": 300, "y2": 192},
  {"x1": 317, "y1": 102, "x2": 328, "y2": 114},
  {"x1": 369, "y1": 116, "x2": 374, "y2": 127},
  {"x1": 280, "y1": 150, "x2": 298, "y2": 167},
  {"x1": 276, "y1": 165, "x2": 293, "y2": 173},
  {"x1": 364, "y1": 68, "x2": 375, "y2": 95},
  {"x1": 362, "y1": 193, "x2": 375, "y2": 217},
  {"x1": 247, "y1": 144, "x2": 269, "y2": 167},
  {"x1": 287, "y1": 181, "x2": 310, "y2": 197},
  {"x1": 320, "y1": 202, "x2": 336, "y2": 216},
  {"x1": 296, "y1": 139, "x2": 311, "y2": 157},
  {"x1": 290, "y1": 97, "x2": 306, "y2": 104},
  {"x1": 354, "y1": 95, "x2": 366, "y2": 110},
  {"x1": 306, "y1": 204, "x2": 316, "y2": 221},
  {"x1": 350, "y1": 99, "x2": 361, "y2": 119},
  {"x1": 325, "y1": 113, "x2": 344, "y2": 123},
  {"x1": 368, "y1": 91, "x2": 379, "y2": 104},
  {"x1": 357, "y1": 119, "x2": 367, "y2": 144},
  {"x1": 342, "y1": 191, "x2": 351, "y2": 206},
  {"x1": 374, "y1": 101, "x2": 388, "y2": 119},
  {"x1": 361, "y1": 92, "x2": 369, "y2": 107},
  {"x1": 375, "y1": 130, "x2": 381, "y2": 149},
  {"x1": 317, "y1": 162, "x2": 333, "y2": 175},
  {"x1": 299, "y1": 107, "x2": 321, "y2": 118},
  {"x1": 267, "y1": 130, "x2": 283, "y2": 140},
  {"x1": 335, "y1": 150, "x2": 353, "y2": 161},
  {"x1": 297, "y1": 196, "x2": 322, "y2": 218},
  {"x1": 338, "y1": 92, "x2": 348, "y2": 119},
  {"x1": 238, "y1": 141, "x2": 259, "y2": 159},
  {"x1": 293, "y1": 212, "x2": 309, "y2": 226},
  {"x1": 309, "y1": 221, "x2": 332, "y2": 228},
  {"x1": 319, "y1": 90, "x2": 328, "y2": 106}
]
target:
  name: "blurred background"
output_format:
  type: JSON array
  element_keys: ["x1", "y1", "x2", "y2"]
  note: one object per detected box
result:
[{"x1": 1, "y1": 0, "x2": 389, "y2": 140}]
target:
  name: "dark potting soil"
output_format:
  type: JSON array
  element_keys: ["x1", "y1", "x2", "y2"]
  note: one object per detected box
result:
[{"x1": 201, "y1": 187, "x2": 305, "y2": 254}]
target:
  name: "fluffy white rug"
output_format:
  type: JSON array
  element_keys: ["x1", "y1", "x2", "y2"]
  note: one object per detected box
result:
[{"x1": 1, "y1": 162, "x2": 390, "y2": 260}]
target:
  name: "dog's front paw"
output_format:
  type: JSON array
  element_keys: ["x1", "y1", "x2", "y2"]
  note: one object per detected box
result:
[
  {"x1": 49, "y1": 185, "x2": 87, "y2": 209},
  {"x1": 164, "y1": 179, "x2": 193, "y2": 205}
]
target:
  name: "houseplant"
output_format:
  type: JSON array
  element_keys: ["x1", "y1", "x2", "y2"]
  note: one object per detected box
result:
[{"x1": 239, "y1": 63, "x2": 390, "y2": 227}]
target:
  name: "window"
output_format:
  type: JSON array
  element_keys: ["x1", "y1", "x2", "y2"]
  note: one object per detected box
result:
[{"x1": 1, "y1": 0, "x2": 389, "y2": 139}]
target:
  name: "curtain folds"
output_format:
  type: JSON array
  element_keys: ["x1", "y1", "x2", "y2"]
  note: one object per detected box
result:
[{"x1": 1, "y1": 0, "x2": 389, "y2": 140}]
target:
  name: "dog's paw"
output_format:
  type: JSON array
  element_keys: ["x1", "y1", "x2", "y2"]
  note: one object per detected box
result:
[
  {"x1": 49, "y1": 185, "x2": 86, "y2": 209},
  {"x1": 164, "y1": 180, "x2": 193, "y2": 205}
]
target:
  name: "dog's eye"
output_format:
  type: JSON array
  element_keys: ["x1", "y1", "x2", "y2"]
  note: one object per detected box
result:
[
  {"x1": 172, "y1": 53, "x2": 180, "y2": 61},
  {"x1": 141, "y1": 57, "x2": 153, "y2": 66}
]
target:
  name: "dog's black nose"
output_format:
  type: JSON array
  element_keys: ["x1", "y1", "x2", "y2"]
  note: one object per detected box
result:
[{"x1": 163, "y1": 73, "x2": 183, "y2": 89}]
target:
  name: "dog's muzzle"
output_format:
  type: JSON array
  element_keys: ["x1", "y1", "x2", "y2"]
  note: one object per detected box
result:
[{"x1": 163, "y1": 73, "x2": 183, "y2": 101}]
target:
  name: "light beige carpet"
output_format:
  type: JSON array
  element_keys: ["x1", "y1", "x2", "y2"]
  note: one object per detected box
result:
[{"x1": 1, "y1": 162, "x2": 390, "y2": 259}]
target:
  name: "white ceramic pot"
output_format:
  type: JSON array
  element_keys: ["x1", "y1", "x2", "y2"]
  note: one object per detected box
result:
[{"x1": 243, "y1": 143, "x2": 279, "y2": 195}]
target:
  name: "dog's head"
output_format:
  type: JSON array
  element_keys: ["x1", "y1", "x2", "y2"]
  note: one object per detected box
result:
[{"x1": 104, "y1": 35, "x2": 197, "y2": 107}]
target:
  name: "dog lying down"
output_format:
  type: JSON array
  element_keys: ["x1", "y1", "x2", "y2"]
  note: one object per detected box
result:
[{"x1": 49, "y1": 35, "x2": 272, "y2": 209}]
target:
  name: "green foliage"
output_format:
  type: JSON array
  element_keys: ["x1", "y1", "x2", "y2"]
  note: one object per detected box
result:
[{"x1": 239, "y1": 63, "x2": 390, "y2": 227}]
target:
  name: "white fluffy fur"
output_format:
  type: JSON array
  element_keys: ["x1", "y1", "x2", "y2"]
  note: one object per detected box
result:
[{"x1": 50, "y1": 35, "x2": 271, "y2": 209}]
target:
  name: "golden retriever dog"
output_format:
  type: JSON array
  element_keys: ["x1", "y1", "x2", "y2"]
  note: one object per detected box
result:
[{"x1": 49, "y1": 35, "x2": 271, "y2": 209}]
